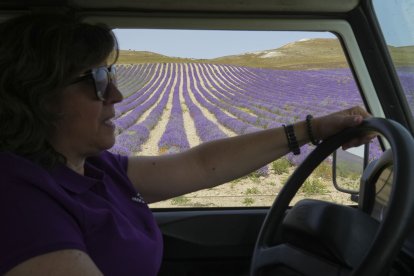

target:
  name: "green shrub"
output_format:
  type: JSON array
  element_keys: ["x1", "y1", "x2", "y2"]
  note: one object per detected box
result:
[
  {"x1": 171, "y1": 196, "x2": 191, "y2": 205},
  {"x1": 301, "y1": 177, "x2": 327, "y2": 195},
  {"x1": 312, "y1": 162, "x2": 332, "y2": 180},
  {"x1": 248, "y1": 172, "x2": 261, "y2": 183},
  {"x1": 272, "y1": 158, "x2": 291, "y2": 175},
  {"x1": 245, "y1": 187, "x2": 260, "y2": 195},
  {"x1": 242, "y1": 197, "x2": 255, "y2": 206}
]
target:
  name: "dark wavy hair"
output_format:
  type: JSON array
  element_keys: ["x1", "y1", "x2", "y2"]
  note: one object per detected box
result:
[{"x1": 0, "y1": 13, "x2": 119, "y2": 167}]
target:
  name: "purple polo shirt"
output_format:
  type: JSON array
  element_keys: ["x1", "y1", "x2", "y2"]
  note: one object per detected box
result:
[{"x1": 0, "y1": 151, "x2": 163, "y2": 275}]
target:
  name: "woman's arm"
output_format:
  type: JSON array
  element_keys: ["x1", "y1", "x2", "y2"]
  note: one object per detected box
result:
[
  {"x1": 127, "y1": 106, "x2": 371, "y2": 203},
  {"x1": 5, "y1": 250, "x2": 103, "y2": 276}
]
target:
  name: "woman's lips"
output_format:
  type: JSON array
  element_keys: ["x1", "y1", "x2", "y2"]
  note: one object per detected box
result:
[{"x1": 103, "y1": 118, "x2": 115, "y2": 128}]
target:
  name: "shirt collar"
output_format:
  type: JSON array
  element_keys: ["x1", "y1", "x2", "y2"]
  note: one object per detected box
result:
[{"x1": 51, "y1": 161, "x2": 105, "y2": 194}]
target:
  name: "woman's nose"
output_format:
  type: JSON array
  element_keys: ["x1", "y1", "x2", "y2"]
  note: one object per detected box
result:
[{"x1": 105, "y1": 82, "x2": 123, "y2": 104}]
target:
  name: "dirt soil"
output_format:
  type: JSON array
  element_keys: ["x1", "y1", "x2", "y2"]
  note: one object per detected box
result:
[{"x1": 149, "y1": 168, "x2": 354, "y2": 208}]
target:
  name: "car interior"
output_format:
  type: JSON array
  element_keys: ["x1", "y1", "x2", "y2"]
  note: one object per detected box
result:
[{"x1": 1, "y1": 0, "x2": 414, "y2": 275}]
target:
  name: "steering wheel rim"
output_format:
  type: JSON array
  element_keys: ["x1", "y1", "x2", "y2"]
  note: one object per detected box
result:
[{"x1": 250, "y1": 117, "x2": 414, "y2": 276}]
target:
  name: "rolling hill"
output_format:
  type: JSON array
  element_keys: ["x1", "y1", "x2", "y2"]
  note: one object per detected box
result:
[{"x1": 117, "y1": 38, "x2": 414, "y2": 70}]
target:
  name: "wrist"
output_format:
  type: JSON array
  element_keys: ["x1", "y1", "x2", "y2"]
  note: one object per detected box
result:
[
  {"x1": 311, "y1": 116, "x2": 323, "y2": 141},
  {"x1": 306, "y1": 115, "x2": 322, "y2": 145},
  {"x1": 293, "y1": 120, "x2": 309, "y2": 146},
  {"x1": 284, "y1": 116, "x2": 322, "y2": 154},
  {"x1": 283, "y1": 124, "x2": 300, "y2": 155}
]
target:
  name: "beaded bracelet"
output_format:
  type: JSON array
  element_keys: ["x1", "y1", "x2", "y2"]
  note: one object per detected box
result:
[
  {"x1": 306, "y1": 114, "x2": 321, "y2": 146},
  {"x1": 283, "y1": 124, "x2": 300, "y2": 155}
]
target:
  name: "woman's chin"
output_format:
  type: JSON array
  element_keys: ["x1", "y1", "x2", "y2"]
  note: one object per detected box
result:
[{"x1": 97, "y1": 136, "x2": 116, "y2": 152}]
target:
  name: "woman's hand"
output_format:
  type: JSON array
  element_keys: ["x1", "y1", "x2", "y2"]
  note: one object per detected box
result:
[{"x1": 313, "y1": 106, "x2": 375, "y2": 150}]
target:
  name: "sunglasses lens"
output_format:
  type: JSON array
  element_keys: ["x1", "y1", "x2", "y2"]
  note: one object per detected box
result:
[
  {"x1": 110, "y1": 65, "x2": 117, "y2": 87},
  {"x1": 93, "y1": 67, "x2": 109, "y2": 100},
  {"x1": 91, "y1": 66, "x2": 118, "y2": 101}
]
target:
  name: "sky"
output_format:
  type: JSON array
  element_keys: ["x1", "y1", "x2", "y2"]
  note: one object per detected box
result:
[
  {"x1": 113, "y1": 0, "x2": 414, "y2": 60},
  {"x1": 373, "y1": 0, "x2": 414, "y2": 47},
  {"x1": 113, "y1": 30, "x2": 335, "y2": 59}
]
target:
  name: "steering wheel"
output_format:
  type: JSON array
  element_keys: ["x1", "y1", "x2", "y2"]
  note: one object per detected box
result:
[{"x1": 250, "y1": 118, "x2": 414, "y2": 276}]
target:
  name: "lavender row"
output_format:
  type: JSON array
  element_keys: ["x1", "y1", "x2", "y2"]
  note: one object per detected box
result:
[
  {"x1": 201, "y1": 64, "x2": 311, "y2": 122},
  {"x1": 192, "y1": 64, "x2": 274, "y2": 130},
  {"x1": 216, "y1": 64, "x2": 362, "y2": 116},
  {"x1": 115, "y1": 64, "x2": 165, "y2": 118},
  {"x1": 182, "y1": 64, "x2": 228, "y2": 142},
  {"x1": 212, "y1": 63, "x2": 348, "y2": 115},
  {"x1": 190, "y1": 64, "x2": 313, "y2": 165},
  {"x1": 116, "y1": 64, "x2": 155, "y2": 98},
  {"x1": 110, "y1": 67, "x2": 175, "y2": 155},
  {"x1": 186, "y1": 64, "x2": 269, "y2": 175},
  {"x1": 233, "y1": 66, "x2": 362, "y2": 115},
  {"x1": 198, "y1": 64, "x2": 287, "y2": 127},
  {"x1": 114, "y1": 64, "x2": 173, "y2": 133},
  {"x1": 158, "y1": 64, "x2": 191, "y2": 154},
  {"x1": 188, "y1": 63, "x2": 261, "y2": 135}
]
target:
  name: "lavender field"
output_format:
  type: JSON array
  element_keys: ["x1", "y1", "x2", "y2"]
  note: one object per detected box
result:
[
  {"x1": 110, "y1": 62, "x2": 366, "y2": 207},
  {"x1": 112, "y1": 63, "x2": 363, "y2": 157}
]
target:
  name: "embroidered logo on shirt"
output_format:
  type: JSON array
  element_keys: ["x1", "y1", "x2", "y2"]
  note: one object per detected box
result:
[{"x1": 131, "y1": 192, "x2": 145, "y2": 204}]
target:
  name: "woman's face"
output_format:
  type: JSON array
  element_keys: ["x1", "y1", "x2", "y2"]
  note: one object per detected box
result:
[{"x1": 50, "y1": 63, "x2": 123, "y2": 160}]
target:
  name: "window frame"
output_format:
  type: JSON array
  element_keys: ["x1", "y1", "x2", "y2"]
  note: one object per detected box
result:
[{"x1": 109, "y1": 20, "x2": 385, "y2": 209}]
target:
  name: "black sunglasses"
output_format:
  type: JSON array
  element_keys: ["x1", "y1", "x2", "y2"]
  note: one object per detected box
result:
[{"x1": 70, "y1": 65, "x2": 117, "y2": 101}]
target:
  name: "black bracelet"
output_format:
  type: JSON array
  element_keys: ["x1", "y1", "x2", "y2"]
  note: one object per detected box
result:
[
  {"x1": 283, "y1": 124, "x2": 300, "y2": 155},
  {"x1": 306, "y1": 115, "x2": 321, "y2": 146}
]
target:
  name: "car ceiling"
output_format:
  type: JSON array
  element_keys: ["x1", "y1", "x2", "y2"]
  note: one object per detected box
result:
[{"x1": 0, "y1": 0, "x2": 359, "y2": 14}]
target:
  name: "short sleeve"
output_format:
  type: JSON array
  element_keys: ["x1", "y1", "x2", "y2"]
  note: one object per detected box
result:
[
  {"x1": 0, "y1": 159, "x2": 87, "y2": 274},
  {"x1": 104, "y1": 150, "x2": 129, "y2": 172}
]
